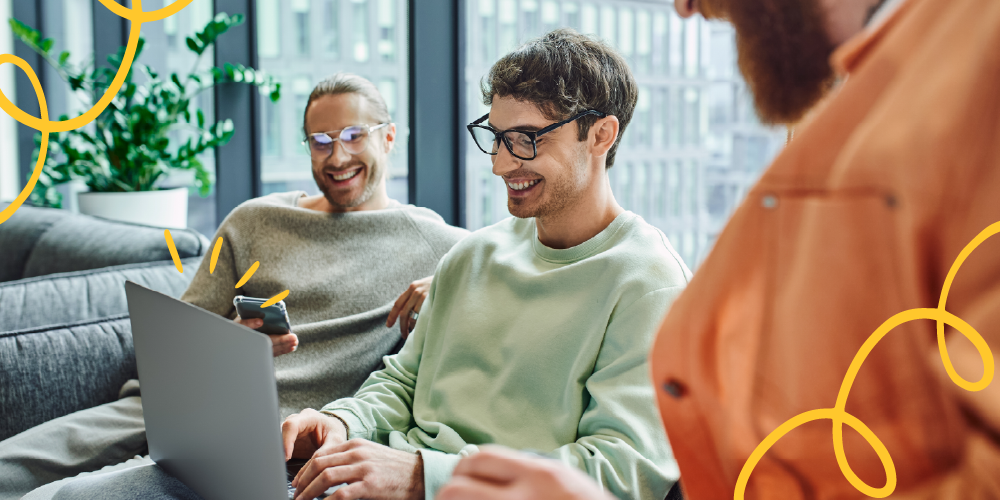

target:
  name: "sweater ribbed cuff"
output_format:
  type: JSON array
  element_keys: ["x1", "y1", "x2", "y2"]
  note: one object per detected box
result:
[
  {"x1": 418, "y1": 449, "x2": 462, "y2": 500},
  {"x1": 319, "y1": 409, "x2": 369, "y2": 441}
]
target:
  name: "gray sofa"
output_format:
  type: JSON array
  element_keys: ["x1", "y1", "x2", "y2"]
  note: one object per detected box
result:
[{"x1": 0, "y1": 205, "x2": 209, "y2": 441}]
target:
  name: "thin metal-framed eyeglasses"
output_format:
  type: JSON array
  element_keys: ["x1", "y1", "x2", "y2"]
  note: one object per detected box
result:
[
  {"x1": 466, "y1": 109, "x2": 608, "y2": 161},
  {"x1": 303, "y1": 123, "x2": 390, "y2": 160}
]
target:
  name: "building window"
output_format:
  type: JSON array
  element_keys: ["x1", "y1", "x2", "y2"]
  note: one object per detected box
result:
[
  {"x1": 292, "y1": 0, "x2": 311, "y2": 57},
  {"x1": 324, "y1": 0, "x2": 340, "y2": 58},
  {"x1": 0, "y1": 0, "x2": 16, "y2": 202}
]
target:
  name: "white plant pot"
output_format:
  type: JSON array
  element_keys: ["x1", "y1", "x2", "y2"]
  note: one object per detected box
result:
[{"x1": 77, "y1": 187, "x2": 189, "y2": 229}]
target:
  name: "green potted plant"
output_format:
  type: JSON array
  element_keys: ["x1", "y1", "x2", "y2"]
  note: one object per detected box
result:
[{"x1": 9, "y1": 13, "x2": 280, "y2": 228}]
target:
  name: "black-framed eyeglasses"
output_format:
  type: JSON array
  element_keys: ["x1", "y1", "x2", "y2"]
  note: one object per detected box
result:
[
  {"x1": 466, "y1": 109, "x2": 608, "y2": 161},
  {"x1": 302, "y1": 123, "x2": 390, "y2": 161}
]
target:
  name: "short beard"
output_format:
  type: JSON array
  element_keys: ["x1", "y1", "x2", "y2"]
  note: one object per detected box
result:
[
  {"x1": 506, "y1": 148, "x2": 588, "y2": 220},
  {"x1": 312, "y1": 161, "x2": 383, "y2": 209},
  {"x1": 704, "y1": 0, "x2": 837, "y2": 124}
]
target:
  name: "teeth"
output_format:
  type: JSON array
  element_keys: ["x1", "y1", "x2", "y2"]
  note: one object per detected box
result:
[
  {"x1": 507, "y1": 179, "x2": 540, "y2": 191},
  {"x1": 331, "y1": 169, "x2": 361, "y2": 181}
]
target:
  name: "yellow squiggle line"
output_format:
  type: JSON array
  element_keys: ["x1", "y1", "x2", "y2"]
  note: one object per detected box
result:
[
  {"x1": 163, "y1": 229, "x2": 184, "y2": 274},
  {"x1": 0, "y1": 0, "x2": 194, "y2": 225},
  {"x1": 235, "y1": 261, "x2": 259, "y2": 288},
  {"x1": 210, "y1": 237, "x2": 223, "y2": 274},
  {"x1": 261, "y1": 290, "x2": 289, "y2": 308},
  {"x1": 735, "y1": 221, "x2": 999, "y2": 499}
]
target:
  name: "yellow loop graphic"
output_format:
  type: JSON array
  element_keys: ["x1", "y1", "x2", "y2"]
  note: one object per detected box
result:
[
  {"x1": 735, "y1": 221, "x2": 999, "y2": 499},
  {"x1": 0, "y1": 0, "x2": 193, "y2": 225}
]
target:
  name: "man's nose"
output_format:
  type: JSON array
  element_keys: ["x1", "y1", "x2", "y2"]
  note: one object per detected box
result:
[
  {"x1": 327, "y1": 140, "x2": 353, "y2": 166},
  {"x1": 491, "y1": 141, "x2": 521, "y2": 177},
  {"x1": 674, "y1": 0, "x2": 700, "y2": 18}
]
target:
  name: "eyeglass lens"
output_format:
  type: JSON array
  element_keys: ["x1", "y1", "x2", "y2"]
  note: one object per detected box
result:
[
  {"x1": 308, "y1": 126, "x2": 370, "y2": 159},
  {"x1": 470, "y1": 127, "x2": 536, "y2": 160}
]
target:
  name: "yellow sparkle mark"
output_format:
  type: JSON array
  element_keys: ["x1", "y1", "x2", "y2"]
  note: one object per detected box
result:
[
  {"x1": 0, "y1": 0, "x2": 194, "y2": 226},
  {"x1": 209, "y1": 237, "x2": 223, "y2": 274},
  {"x1": 261, "y1": 290, "x2": 290, "y2": 308},
  {"x1": 735, "y1": 221, "x2": 998, "y2": 500},
  {"x1": 163, "y1": 230, "x2": 184, "y2": 274},
  {"x1": 235, "y1": 261, "x2": 260, "y2": 288}
]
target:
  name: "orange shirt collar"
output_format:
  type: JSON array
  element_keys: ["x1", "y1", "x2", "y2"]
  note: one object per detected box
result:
[{"x1": 831, "y1": 0, "x2": 914, "y2": 75}]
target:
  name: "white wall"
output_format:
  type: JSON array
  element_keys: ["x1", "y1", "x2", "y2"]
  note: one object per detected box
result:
[{"x1": 0, "y1": 0, "x2": 18, "y2": 202}]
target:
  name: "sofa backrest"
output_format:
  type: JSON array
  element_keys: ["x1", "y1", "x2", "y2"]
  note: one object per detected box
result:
[
  {"x1": 0, "y1": 257, "x2": 203, "y2": 333},
  {"x1": 0, "y1": 205, "x2": 208, "y2": 282},
  {"x1": 0, "y1": 257, "x2": 204, "y2": 440}
]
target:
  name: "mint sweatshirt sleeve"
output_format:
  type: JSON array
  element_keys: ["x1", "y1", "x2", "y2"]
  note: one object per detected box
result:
[
  {"x1": 318, "y1": 276, "x2": 435, "y2": 440},
  {"x1": 546, "y1": 286, "x2": 682, "y2": 500}
]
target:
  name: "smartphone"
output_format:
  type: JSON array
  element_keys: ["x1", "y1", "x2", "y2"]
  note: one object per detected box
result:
[{"x1": 233, "y1": 295, "x2": 292, "y2": 335}]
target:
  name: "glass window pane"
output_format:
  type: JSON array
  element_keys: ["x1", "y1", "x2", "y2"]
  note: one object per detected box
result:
[
  {"x1": 353, "y1": 0, "x2": 371, "y2": 62},
  {"x1": 635, "y1": 10, "x2": 650, "y2": 74},
  {"x1": 378, "y1": 0, "x2": 396, "y2": 62},
  {"x1": 599, "y1": 6, "x2": 615, "y2": 45},
  {"x1": 324, "y1": 0, "x2": 341, "y2": 58},
  {"x1": 563, "y1": 2, "x2": 580, "y2": 31},
  {"x1": 0, "y1": 0, "x2": 17, "y2": 202},
  {"x1": 580, "y1": 4, "x2": 597, "y2": 35},
  {"x1": 257, "y1": 0, "x2": 281, "y2": 59},
  {"x1": 259, "y1": 0, "x2": 410, "y2": 203},
  {"x1": 617, "y1": 8, "x2": 633, "y2": 61},
  {"x1": 292, "y1": 0, "x2": 311, "y2": 56},
  {"x1": 521, "y1": 0, "x2": 540, "y2": 40}
]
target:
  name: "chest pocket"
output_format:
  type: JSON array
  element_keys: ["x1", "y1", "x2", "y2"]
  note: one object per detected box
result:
[{"x1": 752, "y1": 190, "x2": 961, "y2": 493}]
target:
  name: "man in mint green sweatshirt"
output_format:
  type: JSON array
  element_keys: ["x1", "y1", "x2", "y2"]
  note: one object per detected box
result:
[{"x1": 283, "y1": 29, "x2": 690, "y2": 500}]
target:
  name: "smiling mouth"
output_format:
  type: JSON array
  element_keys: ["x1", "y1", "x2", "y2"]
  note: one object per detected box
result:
[
  {"x1": 506, "y1": 179, "x2": 541, "y2": 191},
  {"x1": 327, "y1": 168, "x2": 362, "y2": 182}
]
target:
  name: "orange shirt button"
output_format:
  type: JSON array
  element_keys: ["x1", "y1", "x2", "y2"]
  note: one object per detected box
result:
[{"x1": 662, "y1": 379, "x2": 687, "y2": 399}]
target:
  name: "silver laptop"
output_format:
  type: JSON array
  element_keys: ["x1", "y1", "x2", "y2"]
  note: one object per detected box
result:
[{"x1": 126, "y1": 281, "x2": 315, "y2": 500}]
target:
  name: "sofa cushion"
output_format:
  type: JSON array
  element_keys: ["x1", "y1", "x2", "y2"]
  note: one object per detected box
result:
[
  {"x1": 0, "y1": 257, "x2": 203, "y2": 333},
  {"x1": 0, "y1": 315, "x2": 135, "y2": 441},
  {"x1": 0, "y1": 206, "x2": 209, "y2": 282},
  {"x1": 0, "y1": 206, "x2": 67, "y2": 282}
]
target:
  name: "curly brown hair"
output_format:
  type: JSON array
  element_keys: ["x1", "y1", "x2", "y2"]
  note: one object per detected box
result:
[{"x1": 481, "y1": 28, "x2": 638, "y2": 168}]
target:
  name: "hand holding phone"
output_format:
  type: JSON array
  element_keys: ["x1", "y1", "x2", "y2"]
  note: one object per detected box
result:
[
  {"x1": 234, "y1": 296, "x2": 297, "y2": 356},
  {"x1": 234, "y1": 295, "x2": 292, "y2": 336}
]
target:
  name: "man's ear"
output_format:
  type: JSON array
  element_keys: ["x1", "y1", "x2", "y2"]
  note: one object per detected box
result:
[
  {"x1": 383, "y1": 123, "x2": 397, "y2": 154},
  {"x1": 589, "y1": 115, "x2": 620, "y2": 158}
]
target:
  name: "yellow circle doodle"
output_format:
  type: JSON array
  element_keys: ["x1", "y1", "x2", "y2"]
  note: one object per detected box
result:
[
  {"x1": 735, "y1": 221, "x2": 999, "y2": 499},
  {"x1": 0, "y1": 0, "x2": 194, "y2": 226}
]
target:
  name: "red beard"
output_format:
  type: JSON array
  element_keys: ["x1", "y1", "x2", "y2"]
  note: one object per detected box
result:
[{"x1": 701, "y1": 0, "x2": 837, "y2": 124}]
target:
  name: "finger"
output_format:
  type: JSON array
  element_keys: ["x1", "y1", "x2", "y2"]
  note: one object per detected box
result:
[
  {"x1": 296, "y1": 462, "x2": 361, "y2": 500},
  {"x1": 437, "y1": 476, "x2": 510, "y2": 500},
  {"x1": 272, "y1": 333, "x2": 299, "y2": 356},
  {"x1": 451, "y1": 449, "x2": 533, "y2": 483},
  {"x1": 399, "y1": 292, "x2": 423, "y2": 337},
  {"x1": 238, "y1": 317, "x2": 264, "y2": 328},
  {"x1": 281, "y1": 417, "x2": 302, "y2": 461},
  {"x1": 414, "y1": 293, "x2": 426, "y2": 314},
  {"x1": 324, "y1": 480, "x2": 367, "y2": 500},
  {"x1": 387, "y1": 288, "x2": 413, "y2": 327},
  {"x1": 293, "y1": 437, "x2": 342, "y2": 488}
]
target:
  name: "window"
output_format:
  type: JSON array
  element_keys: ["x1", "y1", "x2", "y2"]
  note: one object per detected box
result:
[
  {"x1": 292, "y1": 0, "x2": 311, "y2": 57},
  {"x1": 0, "y1": 0, "x2": 16, "y2": 202},
  {"x1": 256, "y1": 0, "x2": 410, "y2": 203}
]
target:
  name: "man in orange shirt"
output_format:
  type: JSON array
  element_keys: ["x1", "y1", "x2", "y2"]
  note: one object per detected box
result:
[{"x1": 438, "y1": 0, "x2": 1000, "y2": 498}]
